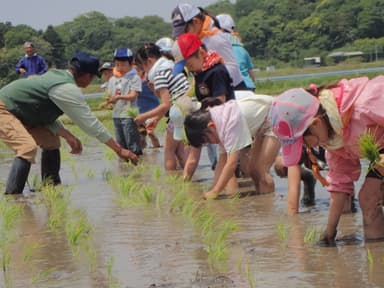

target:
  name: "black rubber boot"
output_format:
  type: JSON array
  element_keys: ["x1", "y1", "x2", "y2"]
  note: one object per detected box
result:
[
  {"x1": 41, "y1": 149, "x2": 61, "y2": 185},
  {"x1": 301, "y1": 166, "x2": 316, "y2": 206},
  {"x1": 5, "y1": 157, "x2": 31, "y2": 194}
]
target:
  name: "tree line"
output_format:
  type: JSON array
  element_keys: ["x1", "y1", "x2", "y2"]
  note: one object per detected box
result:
[{"x1": 1, "y1": 0, "x2": 384, "y2": 86}]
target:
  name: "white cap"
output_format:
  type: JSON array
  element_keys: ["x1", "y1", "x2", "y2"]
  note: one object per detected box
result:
[
  {"x1": 156, "y1": 37, "x2": 174, "y2": 52},
  {"x1": 216, "y1": 14, "x2": 235, "y2": 32}
]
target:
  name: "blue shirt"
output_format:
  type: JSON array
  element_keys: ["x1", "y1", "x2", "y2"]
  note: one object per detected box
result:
[
  {"x1": 223, "y1": 33, "x2": 256, "y2": 90},
  {"x1": 137, "y1": 80, "x2": 160, "y2": 114},
  {"x1": 15, "y1": 53, "x2": 48, "y2": 77}
]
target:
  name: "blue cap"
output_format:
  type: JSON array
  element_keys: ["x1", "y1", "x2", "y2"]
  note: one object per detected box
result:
[
  {"x1": 114, "y1": 48, "x2": 133, "y2": 59},
  {"x1": 71, "y1": 52, "x2": 101, "y2": 77}
]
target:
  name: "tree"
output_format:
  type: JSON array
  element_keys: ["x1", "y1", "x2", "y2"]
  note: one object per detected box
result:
[
  {"x1": 3, "y1": 25, "x2": 38, "y2": 48},
  {"x1": 0, "y1": 22, "x2": 12, "y2": 48},
  {"x1": 205, "y1": 0, "x2": 236, "y2": 17},
  {"x1": 43, "y1": 25, "x2": 66, "y2": 68}
]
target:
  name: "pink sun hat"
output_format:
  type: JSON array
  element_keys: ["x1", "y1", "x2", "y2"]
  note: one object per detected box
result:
[{"x1": 269, "y1": 88, "x2": 320, "y2": 166}]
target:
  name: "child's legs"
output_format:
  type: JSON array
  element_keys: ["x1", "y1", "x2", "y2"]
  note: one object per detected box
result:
[
  {"x1": 206, "y1": 144, "x2": 218, "y2": 168},
  {"x1": 359, "y1": 177, "x2": 384, "y2": 240},
  {"x1": 239, "y1": 147, "x2": 251, "y2": 177},
  {"x1": 113, "y1": 118, "x2": 126, "y2": 148},
  {"x1": 121, "y1": 118, "x2": 142, "y2": 155},
  {"x1": 175, "y1": 140, "x2": 188, "y2": 168},
  {"x1": 148, "y1": 132, "x2": 160, "y2": 147},
  {"x1": 324, "y1": 192, "x2": 349, "y2": 239},
  {"x1": 164, "y1": 129, "x2": 185, "y2": 171},
  {"x1": 146, "y1": 118, "x2": 160, "y2": 148},
  {"x1": 248, "y1": 136, "x2": 280, "y2": 193}
]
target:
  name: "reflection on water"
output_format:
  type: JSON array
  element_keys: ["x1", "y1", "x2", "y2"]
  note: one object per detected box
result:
[{"x1": 0, "y1": 143, "x2": 384, "y2": 288}]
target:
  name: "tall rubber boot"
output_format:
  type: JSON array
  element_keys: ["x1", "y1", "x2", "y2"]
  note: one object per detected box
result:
[
  {"x1": 5, "y1": 157, "x2": 31, "y2": 194},
  {"x1": 41, "y1": 149, "x2": 61, "y2": 185},
  {"x1": 301, "y1": 166, "x2": 316, "y2": 206}
]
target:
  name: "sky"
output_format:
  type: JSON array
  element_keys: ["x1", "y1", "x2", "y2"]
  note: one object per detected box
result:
[{"x1": 0, "y1": 0, "x2": 223, "y2": 30}]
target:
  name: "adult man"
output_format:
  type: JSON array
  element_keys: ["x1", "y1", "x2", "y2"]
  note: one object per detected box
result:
[
  {"x1": 15, "y1": 41, "x2": 48, "y2": 77},
  {"x1": 0, "y1": 51, "x2": 138, "y2": 194}
]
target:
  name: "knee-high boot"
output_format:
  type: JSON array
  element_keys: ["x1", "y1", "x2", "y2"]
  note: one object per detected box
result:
[
  {"x1": 41, "y1": 149, "x2": 61, "y2": 185},
  {"x1": 5, "y1": 157, "x2": 31, "y2": 194}
]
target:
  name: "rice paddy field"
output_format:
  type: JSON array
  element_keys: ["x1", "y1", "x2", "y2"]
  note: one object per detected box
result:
[{"x1": 0, "y1": 116, "x2": 383, "y2": 288}]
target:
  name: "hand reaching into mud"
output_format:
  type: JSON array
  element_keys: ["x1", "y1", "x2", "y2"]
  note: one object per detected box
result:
[
  {"x1": 119, "y1": 148, "x2": 139, "y2": 165},
  {"x1": 57, "y1": 127, "x2": 83, "y2": 154}
]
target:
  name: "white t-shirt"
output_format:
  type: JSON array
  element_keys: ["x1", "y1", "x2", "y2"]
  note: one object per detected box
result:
[{"x1": 209, "y1": 94, "x2": 273, "y2": 154}]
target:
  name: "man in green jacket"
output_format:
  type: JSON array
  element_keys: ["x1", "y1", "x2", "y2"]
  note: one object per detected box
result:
[{"x1": 0, "y1": 51, "x2": 138, "y2": 194}]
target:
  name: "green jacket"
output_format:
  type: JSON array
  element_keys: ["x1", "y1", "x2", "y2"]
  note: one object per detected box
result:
[{"x1": 0, "y1": 69, "x2": 73, "y2": 127}]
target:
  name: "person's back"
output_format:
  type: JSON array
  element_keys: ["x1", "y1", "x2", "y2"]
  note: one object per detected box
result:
[
  {"x1": 15, "y1": 41, "x2": 48, "y2": 78},
  {"x1": 216, "y1": 14, "x2": 256, "y2": 91}
]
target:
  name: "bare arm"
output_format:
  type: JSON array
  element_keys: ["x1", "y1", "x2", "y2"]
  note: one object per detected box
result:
[
  {"x1": 104, "y1": 138, "x2": 138, "y2": 165},
  {"x1": 111, "y1": 90, "x2": 139, "y2": 102},
  {"x1": 135, "y1": 87, "x2": 170, "y2": 125},
  {"x1": 183, "y1": 146, "x2": 202, "y2": 181},
  {"x1": 287, "y1": 165, "x2": 302, "y2": 215},
  {"x1": 56, "y1": 126, "x2": 82, "y2": 154},
  {"x1": 248, "y1": 68, "x2": 256, "y2": 83}
]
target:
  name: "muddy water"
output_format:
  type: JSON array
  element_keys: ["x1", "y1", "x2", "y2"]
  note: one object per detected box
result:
[{"x1": 1, "y1": 140, "x2": 384, "y2": 288}]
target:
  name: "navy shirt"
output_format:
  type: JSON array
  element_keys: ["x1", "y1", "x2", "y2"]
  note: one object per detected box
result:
[{"x1": 194, "y1": 63, "x2": 235, "y2": 102}]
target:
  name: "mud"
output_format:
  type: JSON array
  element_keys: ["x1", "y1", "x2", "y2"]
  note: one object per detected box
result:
[{"x1": 0, "y1": 139, "x2": 384, "y2": 288}]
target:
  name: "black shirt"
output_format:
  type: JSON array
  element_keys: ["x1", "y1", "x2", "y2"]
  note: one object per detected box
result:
[{"x1": 193, "y1": 63, "x2": 235, "y2": 102}]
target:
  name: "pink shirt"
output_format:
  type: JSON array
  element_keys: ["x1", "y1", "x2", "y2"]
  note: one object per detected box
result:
[
  {"x1": 209, "y1": 95, "x2": 272, "y2": 153},
  {"x1": 326, "y1": 76, "x2": 384, "y2": 194}
]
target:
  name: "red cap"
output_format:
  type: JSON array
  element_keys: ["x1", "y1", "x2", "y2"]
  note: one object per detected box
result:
[{"x1": 174, "y1": 33, "x2": 202, "y2": 59}]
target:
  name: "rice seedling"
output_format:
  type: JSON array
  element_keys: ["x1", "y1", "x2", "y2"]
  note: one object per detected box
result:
[
  {"x1": 151, "y1": 166, "x2": 162, "y2": 180},
  {"x1": 155, "y1": 189, "x2": 167, "y2": 211},
  {"x1": 30, "y1": 173, "x2": 43, "y2": 192},
  {"x1": 181, "y1": 197, "x2": 199, "y2": 219},
  {"x1": 102, "y1": 168, "x2": 113, "y2": 181},
  {"x1": 109, "y1": 175, "x2": 143, "y2": 207},
  {"x1": 23, "y1": 242, "x2": 42, "y2": 263},
  {"x1": 31, "y1": 267, "x2": 57, "y2": 285},
  {"x1": 367, "y1": 248, "x2": 374, "y2": 269},
  {"x1": 138, "y1": 184, "x2": 155, "y2": 204},
  {"x1": 65, "y1": 208, "x2": 97, "y2": 270},
  {"x1": 106, "y1": 159, "x2": 241, "y2": 272},
  {"x1": 107, "y1": 256, "x2": 121, "y2": 288},
  {"x1": 169, "y1": 186, "x2": 189, "y2": 213},
  {"x1": 360, "y1": 130, "x2": 383, "y2": 170},
  {"x1": 275, "y1": 222, "x2": 290, "y2": 244},
  {"x1": 304, "y1": 227, "x2": 320, "y2": 245},
  {"x1": 208, "y1": 221, "x2": 239, "y2": 262},
  {"x1": 85, "y1": 168, "x2": 95, "y2": 179},
  {"x1": 104, "y1": 147, "x2": 117, "y2": 161},
  {"x1": 65, "y1": 209, "x2": 92, "y2": 247},
  {"x1": 245, "y1": 261, "x2": 256, "y2": 288},
  {"x1": 40, "y1": 184, "x2": 71, "y2": 230},
  {"x1": 195, "y1": 210, "x2": 217, "y2": 235},
  {"x1": 0, "y1": 196, "x2": 23, "y2": 287}
]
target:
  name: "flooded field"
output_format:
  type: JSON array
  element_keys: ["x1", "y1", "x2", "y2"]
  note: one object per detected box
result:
[{"x1": 0, "y1": 134, "x2": 384, "y2": 288}]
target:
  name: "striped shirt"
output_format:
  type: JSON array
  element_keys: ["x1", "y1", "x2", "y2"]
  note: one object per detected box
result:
[{"x1": 153, "y1": 69, "x2": 190, "y2": 102}]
